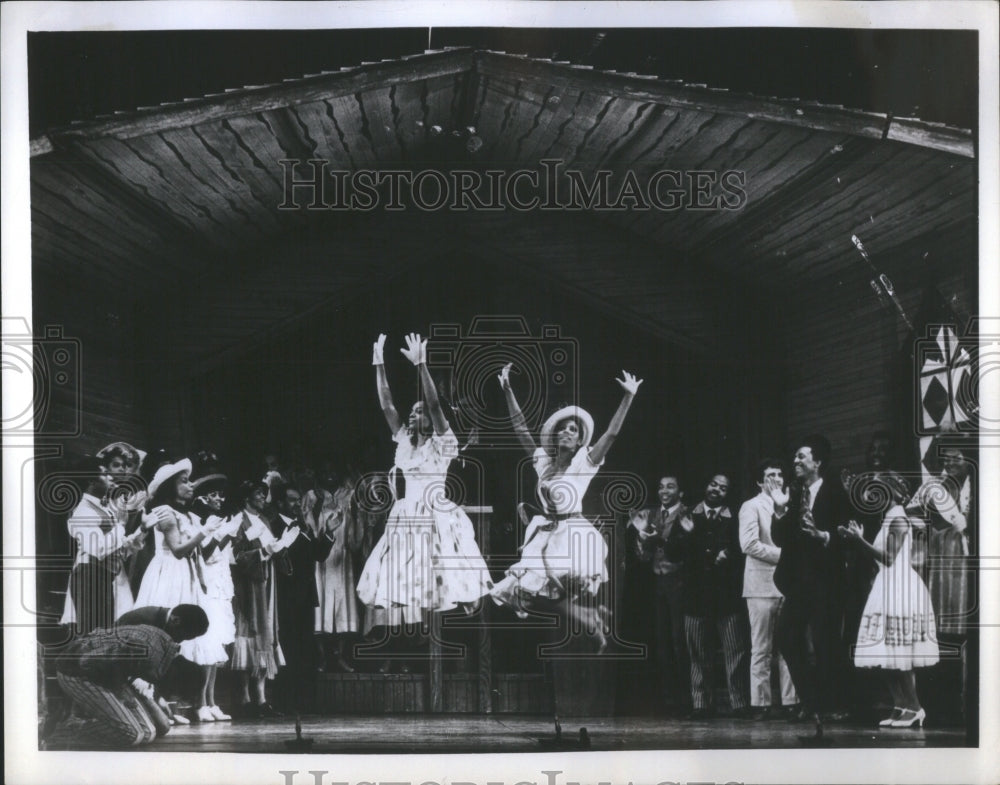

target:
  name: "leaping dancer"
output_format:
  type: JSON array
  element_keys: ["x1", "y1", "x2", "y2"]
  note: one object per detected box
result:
[{"x1": 490, "y1": 362, "x2": 642, "y2": 652}]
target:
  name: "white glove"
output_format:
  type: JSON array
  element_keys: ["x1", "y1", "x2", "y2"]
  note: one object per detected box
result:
[{"x1": 372, "y1": 333, "x2": 387, "y2": 365}]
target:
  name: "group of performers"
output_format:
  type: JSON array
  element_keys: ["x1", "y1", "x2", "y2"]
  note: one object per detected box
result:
[{"x1": 49, "y1": 331, "x2": 969, "y2": 747}]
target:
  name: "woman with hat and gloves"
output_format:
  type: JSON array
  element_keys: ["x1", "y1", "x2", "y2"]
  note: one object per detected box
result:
[
  {"x1": 135, "y1": 457, "x2": 226, "y2": 721},
  {"x1": 356, "y1": 334, "x2": 492, "y2": 639},
  {"x1": 136, "y1": 458, "x2": 224, "y2": 609},
  {"x1": 491, "y1": 363, "x2": 643, "y2": 651},
  {"x1": 230, "y1": 479, "x2": 298, "y2": 718},
  {"x1": 187, "y1": 454, "x2": 238, "y2": 722}
]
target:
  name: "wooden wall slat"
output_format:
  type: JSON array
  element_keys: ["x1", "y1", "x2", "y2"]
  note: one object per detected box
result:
[{"x1": 782, "y1": 227, "x2": 976, "y2": 471}]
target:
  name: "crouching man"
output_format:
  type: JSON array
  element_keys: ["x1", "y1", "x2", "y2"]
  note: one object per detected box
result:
[{"x1": 54, "y1": 605, "x2": 208, "y2": 747}]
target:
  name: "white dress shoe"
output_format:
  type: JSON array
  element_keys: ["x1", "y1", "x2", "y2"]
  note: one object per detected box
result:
[
  {"x1": 209, "y1": 705, "x2": 231, "y2": 721},
  {"x1": 196, "y1": 706, "x2": 216, "y2": 722}
]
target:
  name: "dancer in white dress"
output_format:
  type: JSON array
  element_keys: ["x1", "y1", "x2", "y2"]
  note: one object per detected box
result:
[
  {"x1": 490, "y1": 363, "x2": 642, "y2": 651},
  {"x1": 188, "y1": 466, "x2": 238, "y2": 722},
  {"x1": 840, "y1": 471, "x2": 938, "y2": 728},
  {"x1": 135, "y1": 459, "x2": 222, "y2": 612},
  {"x1": 357, "y1": 333, "x2": 492, "y2": 629},
  {"x1": 136, "y1": 460, "x2": 223, "y2": 586}
]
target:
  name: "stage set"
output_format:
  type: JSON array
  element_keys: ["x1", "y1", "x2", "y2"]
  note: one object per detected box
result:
[{"x1": 27, "y1": 28, "x2": 979, "y2": 754}]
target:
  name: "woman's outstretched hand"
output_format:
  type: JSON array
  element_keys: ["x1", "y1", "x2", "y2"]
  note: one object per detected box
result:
[
  {"x1": 400, "y1": 332, "x2": 427, "y2": 366},
  {"x1": 498, "y1": 362, "x2": 513, "y2": 390},
  {"x1": 372, "y1": 334, "x2": 387, "y2": 366},
  {"x1": 616, "y1": 370, "x2": 643, "y2": 395}
]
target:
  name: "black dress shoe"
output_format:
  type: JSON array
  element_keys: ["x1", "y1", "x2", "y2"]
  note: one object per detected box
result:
[
  {"x1": 688, "y1": 707, "x2": 715, "y2": 720},
  {"x1": 732, "y1": 706, "x2": 760, "y2": 719},
  {"x1": 258, "y1": 702, "x2": 284, "y2": 719}
]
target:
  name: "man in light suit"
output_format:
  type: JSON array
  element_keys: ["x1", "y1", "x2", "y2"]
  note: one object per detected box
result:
[{"x1": 739, "y1": 458, "x2": 797, "y2": 719}]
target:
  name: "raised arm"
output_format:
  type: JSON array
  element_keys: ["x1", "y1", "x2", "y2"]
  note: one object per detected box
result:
[
  {"x1": 373, "y1": 334, "x2": 402, "y2": 434},
  {"x1": 497, "y1": 363, "x2": 537, "y2": 455},
  {"x1": 589, "y1": 371, "x2": 643, "y2": 465},
  {"x1": 401, "y1": 333, "x2": 450, "y2": 436}
]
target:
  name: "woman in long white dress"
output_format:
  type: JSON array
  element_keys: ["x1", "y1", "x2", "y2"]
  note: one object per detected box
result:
[
  {"x1": 135, "y1": 459, "x2": 223, "y2": 614},
  {"x1": 490, "y1": 363, "x2": 642, "y2": 651},
  {"x1": 840, "y1": 471, "x2": 938, "y2": 728},
  {"x1": 357, "y1": 333, "x2": 492, "y2": 632},
  {"x1": 188, "y1": 469, "x2": 238, "y2": 722}
]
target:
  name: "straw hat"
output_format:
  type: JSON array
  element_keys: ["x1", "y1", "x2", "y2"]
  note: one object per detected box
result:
[
  {"x1": 148, "y1": 458, "x2": 193, "y2": 498},
  {"x1": 540, "y1": 406, "x2": 594, "y2": 453}
]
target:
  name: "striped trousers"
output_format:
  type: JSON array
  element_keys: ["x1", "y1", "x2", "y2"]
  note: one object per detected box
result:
[
  {"x1": 56, "y1": 673, "x2": 169, "y2": 747},
  {"x1": 684, "y1": 612, "x2": 750, "y2": 710}
]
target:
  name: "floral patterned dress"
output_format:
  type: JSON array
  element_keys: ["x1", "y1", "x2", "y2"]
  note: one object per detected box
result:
[{"x1": 356, "y1": 427, "x2": 492, "y2": 622}]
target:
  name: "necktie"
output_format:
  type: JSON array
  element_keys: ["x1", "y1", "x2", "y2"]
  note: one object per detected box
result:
[{"x1": 800, "y1": 485, "x2": 814, "y2": 526}]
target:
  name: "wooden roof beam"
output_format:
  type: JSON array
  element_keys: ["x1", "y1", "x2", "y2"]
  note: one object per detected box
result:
[
  {"x1": 32, "y1": 48, "x2": 474, "y2": 150},
  {"x1": 474, "y1": 51, "x2": 974, "y2": 159}
]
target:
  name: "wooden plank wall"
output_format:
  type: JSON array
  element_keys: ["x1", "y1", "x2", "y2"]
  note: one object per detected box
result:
[
  {"x1": 783, "y1": 221, "x2": 977, "y2": 471},
  {"x1": 31, "y1": 273, "x2": 150, "y2": 616},
  {"x1": 30, "y1": 276, "x2": 146, "y2": 452}
]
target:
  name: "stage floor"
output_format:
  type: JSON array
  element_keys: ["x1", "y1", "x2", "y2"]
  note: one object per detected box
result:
[{"x1": 44, "y1": 714, "x2": 968, "y2": 753}]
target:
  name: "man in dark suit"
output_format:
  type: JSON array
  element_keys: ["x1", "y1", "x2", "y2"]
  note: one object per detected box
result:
[
  {"x1": 769, "y1": 434, "x2": 851, "y2": 731},
  {"x1": 272, "y1": 482, "x2": 335, "y2": 711},
  {"x1": 631, "y1": 475, "x2": 692, "y2": 715},
  {"x1": 666, "y1": 473, "x2": 750, "y2": 718}
]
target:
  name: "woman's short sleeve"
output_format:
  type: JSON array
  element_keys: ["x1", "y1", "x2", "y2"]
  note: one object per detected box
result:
[
  {"x1": 153, "y1": 505, "x2": 176, "y2": 533},
  {"x1": 429, "y1": 427, "x2": 460, "y2": 458},
  {"x1": 532, "y1": 447, "x2": 552, "y2": 478},
  {"x1": 574, "y1": 446, "x2": 604, "y2": 475}
]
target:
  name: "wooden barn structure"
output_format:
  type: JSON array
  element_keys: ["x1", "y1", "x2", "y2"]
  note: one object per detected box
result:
[{"x1": 30, "y1": 47, "x2": 978, "y2": 718}]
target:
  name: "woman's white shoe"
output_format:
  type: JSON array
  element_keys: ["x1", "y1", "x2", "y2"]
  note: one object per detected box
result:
[{"x1": 196, "y1": 706, "x2": 216, "y2": 722}]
